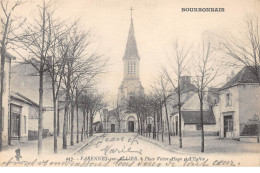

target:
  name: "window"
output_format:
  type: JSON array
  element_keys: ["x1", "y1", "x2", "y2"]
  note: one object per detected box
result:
[
  {"x1": 24, "y1": 116, "x2": 26, "y2": 133},
  {"x1": 196, "y1": 124, "x2": 201, "y2": 130},
  {"x1": 226, "y1": 93, "x2": 232, "y2": 106},
  {"x1": 128, "y1": 62, "x2": 136, "y2": 74}
]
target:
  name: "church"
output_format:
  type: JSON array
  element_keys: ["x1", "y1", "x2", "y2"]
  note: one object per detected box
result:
[{"x1": 101, "y1": 9, "x2": 145, "y2": 133}]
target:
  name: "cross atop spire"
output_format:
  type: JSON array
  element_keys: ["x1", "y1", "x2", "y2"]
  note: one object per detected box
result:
[
  {"x1": 130, "y1": 6, "x2": 134, "y2": 20},
  {"x1": 123, "y1": 6, "x2": 139, "y2": 60}
]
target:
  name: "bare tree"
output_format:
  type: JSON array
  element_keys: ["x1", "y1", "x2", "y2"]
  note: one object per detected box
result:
[
  {"x1": 221, "y1": 16, "x2": 260, "y2": 143},
  {"x1": 82, "y1": 92, "x2": 106, "y2": 137},
  {"x1": 0, "y1": 0, "x2": 24, "y2": 151},
  {"x1": 162, "y1": 40, "x2": 191, "y2": 148},
  {"x1": 45, "y1": 18, "x2": 74, "y2": 153},
  {"x1": 222, "y1": 16, "x2": 260, "y2": 82},
  {"x1": 147, "y1": 94, "x2": 159, "y2": 140},
  {"x1": 115, "y1": 99, "x2": 124, "y2": 133},
  {"x1": 14, "y1": 0, "x2": 55, "y2": 154},
  {"x1": 191, "y1": 41, "x2": 219, "y2": 152},
  {"x1": 128, "y1": 95, "x2": 145, "y2": 134},
  {"x1": 78, "y1": 90, "x2": 89, "y2": 140},
  {"x1": 160, "y1": 76, "x2": 171, "y2": 145},
  {"x1": 150, "y1": 77, "x2": 173, "y2": 144}
]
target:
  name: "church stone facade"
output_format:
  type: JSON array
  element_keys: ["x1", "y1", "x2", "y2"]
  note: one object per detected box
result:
[{"x1": 101, "y1": 14, "x2": 144, "y2": 133}]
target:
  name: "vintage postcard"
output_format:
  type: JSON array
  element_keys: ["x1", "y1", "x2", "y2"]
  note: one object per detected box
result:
[{"x1": 0, "y1": 0, "x2": 260, "y2": 167}]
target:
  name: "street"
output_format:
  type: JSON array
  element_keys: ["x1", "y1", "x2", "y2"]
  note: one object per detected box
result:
[
  {"x1": 0, "y1": 133, "x2": 260, "y2": 166},
  {"x1": 73, "y1": 133, "x2": 260, "y2": 166}
]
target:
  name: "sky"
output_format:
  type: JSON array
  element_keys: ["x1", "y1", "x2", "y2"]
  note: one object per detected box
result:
[{"x1": 9, "y1": 0, "x2": 260, "y2": 108}]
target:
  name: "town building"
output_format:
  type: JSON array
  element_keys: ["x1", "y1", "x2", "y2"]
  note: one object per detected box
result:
[
  {"x1": 101, "y1": 12, "x2": 144, "y2": 133},
  {"x1": 163, "y1": 76, "x2": 219, "y2": 136},
  {"x1": 93, "y1": 121, "x2": 102, "y2": 133},
  {"x1": 11, "y1": 60, "x2": 54, "y2": 133},
  {"x1": 218, "y1": 66, "x2": 260, "y2": 142},
  {"x1": 9, "y1": 92, "x2": 42, "y2": 143}
]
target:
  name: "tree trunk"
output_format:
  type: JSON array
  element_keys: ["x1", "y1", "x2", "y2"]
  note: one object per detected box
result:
[
  {"x1": 76, "y1": 93, "x2": 79, "y2": 143},
  {"x1": 81, "y1": 127, "x2": 83, "y2": 141},
  {"x1": 178, "y1": 77, "x2": 182, "y2": 148},
  {"x1": 160, "y1": 107, "x2": 164, "y2": 142},
  {"x1": 38, "y1": 64, "x2": 44, "y2": 154},
  {"x1": 143, "y1": 118, "x2": 145, "y2": 136},
  {"x1": 63, "y1": 61, "x2": 70, "y2": 149},
  {"x1": 62, "y1": 90, "x2": 69, "y2": 149},
  {"x1": 157, "y1": 110, "x2": 159, "y2": 140},
  {"x1": 0, "y1": 49, "x2": 6, "y2": 151},
  {"x1": 137, "y1": 114, "x2": 140, "y2": 135},
  {"x1": 57, "y1": 96, "x2": 60, "y2": 137},
  {"x1": 0, "y1": 5, "x2": 11, "y2": 151},
  {"x1": 70, "y1": 101, "x2": 74, "y2": 146},
  {"x1": 86, "y1": 109, "x2": 89, "y2": 138},
  {"x1": 257, "y1": 115, "x2": 260, "y2": 143},
  {"x1": 200, "y1": 97, "x2": 204, "y2": 152},
  {"x1": 164, "y1": 104, "x2": 171, "y2": 145},
  {"x1": 52, "y1": 84, "x2": 57, "y2": 153},
  {"x1": 140, "y1": 115, "x2": 143, "y2": 135},
  {"x1": 82, "y1": 108, "x2": 86, "y2": 141},
  {"x1": 89, "y1": 113, "x2": 93, "y2": 137},
  {"x1": 153, "y1": 111, "x2": 156, "y2": 139}
]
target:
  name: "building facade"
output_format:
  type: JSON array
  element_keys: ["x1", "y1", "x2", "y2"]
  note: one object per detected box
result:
[
  {"x1": 9, "y1": 92, "x2": 42, "y2": 143},
  {"x1": 218, "y1": 66, "x2": 260, "y2": 142},
  {"x1": 162, "y1": 76, "x2": 219, "y2": 137},
  {"x1": 11, "y1": 60, "x2": 54, "y2": 132}
]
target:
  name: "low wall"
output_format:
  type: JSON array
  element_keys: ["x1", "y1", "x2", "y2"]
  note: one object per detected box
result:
[
  {"x1": 183, "y1": 130, "x2": 219, "y2": 137},
  {"x1": 240, "y1": 136, "x2": 259, "y2": 143}
]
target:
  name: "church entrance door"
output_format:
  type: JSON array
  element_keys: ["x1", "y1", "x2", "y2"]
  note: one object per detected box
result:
[
  {"x1": 111, "y1": 124, "x2": 115, "y2": 132},
  {"x1": 128, "y1": 121, "x2": 134, "y2": 132}
]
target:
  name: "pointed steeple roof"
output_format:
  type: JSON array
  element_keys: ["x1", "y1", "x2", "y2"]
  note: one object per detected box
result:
[{"x1": 123, "y1": 16, "x2": 140, "y2": 59}]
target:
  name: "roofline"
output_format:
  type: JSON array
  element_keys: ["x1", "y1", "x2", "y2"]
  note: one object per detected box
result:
[
  {"x1": 220, "y1": 82, "x2": 259, "y2": 91},
  {"x1": 0, "y1": 49, "x2": 16, "y2": 60},
  {"x1": 11, "y1": 92, "x2": 39, "y2": 107}
]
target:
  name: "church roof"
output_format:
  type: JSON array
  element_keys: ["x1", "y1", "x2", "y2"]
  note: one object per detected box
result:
[{"x1": 123, "y1": 18, "x2": 140, "y2": 59}]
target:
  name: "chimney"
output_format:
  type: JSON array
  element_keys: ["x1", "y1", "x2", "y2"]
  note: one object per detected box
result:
[{"x1": 180, "y1": 76, "x2": 191, "y2": 87}]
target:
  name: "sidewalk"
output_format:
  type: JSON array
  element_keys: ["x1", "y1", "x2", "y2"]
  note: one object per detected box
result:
[
  {"x1": 0, "y1": 133, "x2": 97, "y2": 159},
  {"x1": 138, "y1": 133, "x2": 260, "y2": 154}
]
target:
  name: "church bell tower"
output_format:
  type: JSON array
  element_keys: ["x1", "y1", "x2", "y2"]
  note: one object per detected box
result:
[{"x1": 118, "y1": 7, "x2": 144, "y2": 105}]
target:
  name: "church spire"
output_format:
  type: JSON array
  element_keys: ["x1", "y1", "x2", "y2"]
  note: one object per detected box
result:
[{"x1": 123, "y1": 7, "x2": 140, "y2": 60}]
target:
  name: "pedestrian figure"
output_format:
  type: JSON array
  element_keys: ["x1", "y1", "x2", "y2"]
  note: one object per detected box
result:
[{"x1": 15, "y1": 149, "x2": 22, "y2": 161}]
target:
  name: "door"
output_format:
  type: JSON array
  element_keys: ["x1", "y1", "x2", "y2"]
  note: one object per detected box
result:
[
  {"x1": 147, "y1": 124, "x2": 151, "y2": 133},
  {"x1": 224, "y1": 115, "x2": 233, "y2": 137},
  {"x1": 111, "y1": 124, "x2": 115, "y2": 132},
  {"x1": 128, "y1": 121, "x2": 134, "y2": 132},
  {"x1": 11, "y1": 113, "x2": 21, "y2": 137},
  {"x1": 176, "y1": 120, "x2": 178, "y2": 135}
]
